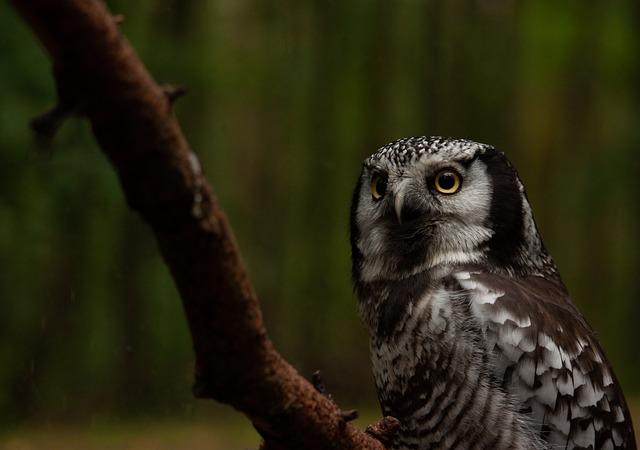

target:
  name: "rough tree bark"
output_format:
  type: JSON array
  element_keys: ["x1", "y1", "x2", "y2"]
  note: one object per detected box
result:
[{"x1": 7, "y1": 0, "x2": 399, "y2": 448}]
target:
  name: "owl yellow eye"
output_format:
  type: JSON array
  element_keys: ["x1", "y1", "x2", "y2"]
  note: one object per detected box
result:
[
  {"x1": 371, "y1": 174, "x2": 387, "y2": 200},
  {"x1": 434, "y1": 169, "x2": 461, "y2": 194}
]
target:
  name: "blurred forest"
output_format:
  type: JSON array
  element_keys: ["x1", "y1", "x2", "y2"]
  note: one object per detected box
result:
[{"x1": 1, "y1": 0, "x2": 640, "y2": 446}]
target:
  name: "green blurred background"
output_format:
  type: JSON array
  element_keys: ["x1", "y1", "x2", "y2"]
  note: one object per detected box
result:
[{"x1": 1, "y1": 0, "x2": 639, "y2": 448}]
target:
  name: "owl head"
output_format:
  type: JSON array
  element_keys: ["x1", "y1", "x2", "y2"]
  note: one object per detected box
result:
[{"x1": 350, "y1": 136, "x2": 550, "y2": 285}]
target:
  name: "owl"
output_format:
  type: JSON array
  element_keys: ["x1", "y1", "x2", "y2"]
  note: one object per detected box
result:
[{"x1": 350, "y1": 136, "x2": 636, "y2": 449}]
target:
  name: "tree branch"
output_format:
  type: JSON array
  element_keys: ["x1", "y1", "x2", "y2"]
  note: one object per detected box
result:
[{"x1": 8, "y1": 0, "x2": 387, "y2": 448}]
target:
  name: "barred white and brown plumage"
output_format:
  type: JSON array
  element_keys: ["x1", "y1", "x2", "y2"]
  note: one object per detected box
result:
[{"x1": 350, "y1": 136, "x2": 636, "y2": 449}]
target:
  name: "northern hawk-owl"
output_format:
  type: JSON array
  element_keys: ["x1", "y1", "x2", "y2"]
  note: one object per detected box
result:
[{"x1": 350, "y1": 136, "x2": 636, "y2": 449}]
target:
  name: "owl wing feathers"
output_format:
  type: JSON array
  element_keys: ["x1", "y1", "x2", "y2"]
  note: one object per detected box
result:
[{"x1": 454, "y1": 270, "x2": 635, "y2": 450}]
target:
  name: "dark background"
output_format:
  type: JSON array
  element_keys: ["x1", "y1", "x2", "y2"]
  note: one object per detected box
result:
[{"x1": 1, "y1": 0, "x2": 639, "y2": 447}]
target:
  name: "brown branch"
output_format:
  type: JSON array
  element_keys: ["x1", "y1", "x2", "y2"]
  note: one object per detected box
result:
[{"x1": 8, "y1": 1, "x2": 388, "y2": 449}]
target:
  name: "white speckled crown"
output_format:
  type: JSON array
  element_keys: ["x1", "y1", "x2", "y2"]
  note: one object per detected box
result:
[{"x1": 366, "y1": 136, "x2": 492, "y2": 168}]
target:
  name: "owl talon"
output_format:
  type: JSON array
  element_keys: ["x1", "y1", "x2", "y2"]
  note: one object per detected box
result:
[{"x1": 365, "y1": 416, "x2": 401, "y2": 447}]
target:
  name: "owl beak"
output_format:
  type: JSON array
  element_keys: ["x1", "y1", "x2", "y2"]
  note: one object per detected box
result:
[{"x1": 394, "y1": 193, "x2": 404, "y2": 224}]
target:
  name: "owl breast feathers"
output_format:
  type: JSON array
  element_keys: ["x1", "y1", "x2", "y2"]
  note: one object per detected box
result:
[{"x1": 349, "y1": 136, "x2": 636, "y2": 450}]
